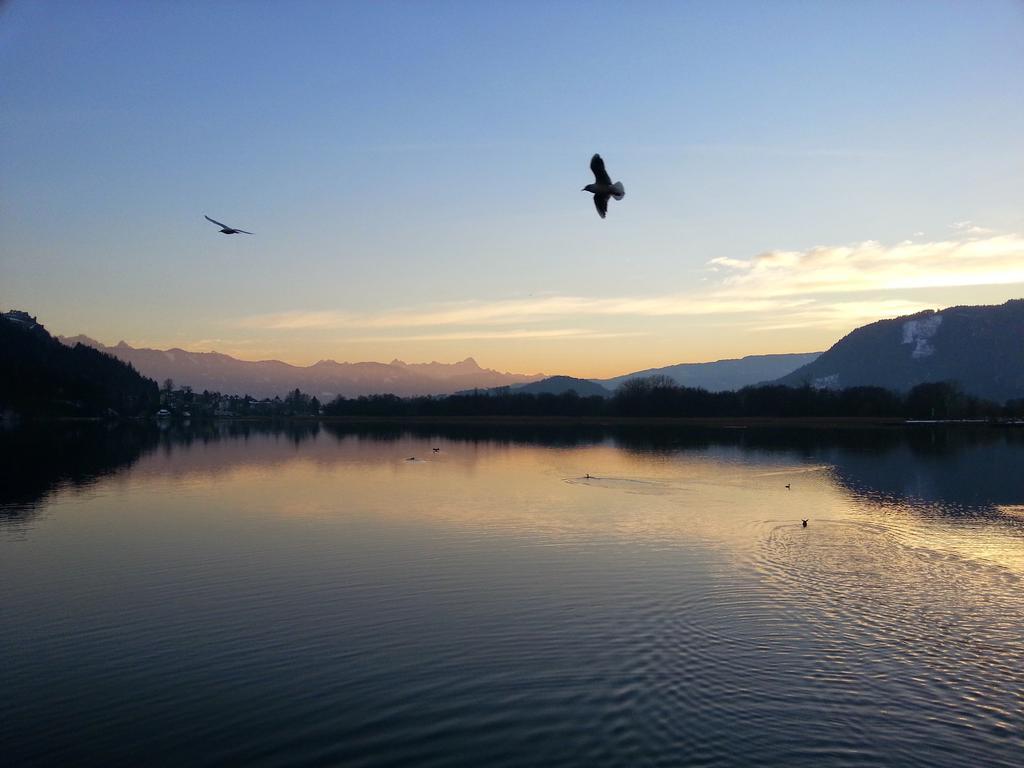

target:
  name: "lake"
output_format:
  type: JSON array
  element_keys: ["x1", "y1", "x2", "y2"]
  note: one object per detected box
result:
[{"x1": 2, "y1": 422, "x2": 1023, "y2": 767}]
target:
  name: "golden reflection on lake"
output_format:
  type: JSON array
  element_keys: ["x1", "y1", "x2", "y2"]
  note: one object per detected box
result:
[{"x1": 3, "y1": 424, "x2": 1024, "y2": 768}]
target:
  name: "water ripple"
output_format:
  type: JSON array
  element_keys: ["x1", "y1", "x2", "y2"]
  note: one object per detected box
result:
[{"x1": 4, "y1": 428, "x2": 1024, "y2": 767}]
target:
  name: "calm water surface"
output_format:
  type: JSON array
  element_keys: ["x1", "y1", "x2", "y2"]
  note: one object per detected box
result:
[{"x1": 2, "y1": 423, "x2": 1023, "y2": 766}]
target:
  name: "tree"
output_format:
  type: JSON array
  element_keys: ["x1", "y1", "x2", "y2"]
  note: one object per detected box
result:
[{"x1": 906, "y1": 381, "x2": 963, "y2": 419}]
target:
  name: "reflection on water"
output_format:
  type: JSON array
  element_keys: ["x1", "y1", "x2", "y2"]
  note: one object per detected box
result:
[
  {"x1": 6, "y1": 422, "x2": 1023, "y2": 522},
  {"x1": 2, "y1": 423, "x2": 1023, "y2": 766}
]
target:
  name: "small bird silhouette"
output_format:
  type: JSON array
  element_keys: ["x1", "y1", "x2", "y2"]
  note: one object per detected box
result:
[
  {"x1": 582, "y1": 154, "x2": 625, "y2": 219},
  {"x1": 205, "y1": 215, "x2": 252, "y2": 235},
  {"x1": 785, "y1": 484, "x2": 791, "y2": 489},
  {"x1": 432, "y1": 447, "x2": 440, "y2": 453},
  {"x1": 802, "y1": 519, "x2": 808, "y2": 527}
]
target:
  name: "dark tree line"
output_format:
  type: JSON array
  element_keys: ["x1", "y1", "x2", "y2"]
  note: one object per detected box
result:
[
  {"x1": 5, "y1": 309, "x2": 1019, "y2": 423},
  {"x1": 1, "y1": 318, "x2": 158, "y2": 418},
  {"x1": 322, "y1": 377, "x2": 1024, "y2": 420}
]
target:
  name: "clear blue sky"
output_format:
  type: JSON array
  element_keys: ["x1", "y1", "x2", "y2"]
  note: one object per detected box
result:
[{"x1": 2, "y1": 1, "x2": 1022, "y2": 375}]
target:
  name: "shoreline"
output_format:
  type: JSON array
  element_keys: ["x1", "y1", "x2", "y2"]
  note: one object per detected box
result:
[
  {"x1": 313, "y1": 415, "x2": 1024, "y2": 428},
  {"x1": 315, "y1": 415, "x2": 910, "y2": 428},
  {"x1": 7, "y1": 415, "x2": 1023, "y2": 429}
]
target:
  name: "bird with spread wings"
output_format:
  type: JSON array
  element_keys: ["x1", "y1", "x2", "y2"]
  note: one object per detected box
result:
[
  {"x1": 205, "y1": 215, "x2": 252, "y2": 235},
  {"x1": 582, "y1": 154, "x2": 625, "y2": 219}
]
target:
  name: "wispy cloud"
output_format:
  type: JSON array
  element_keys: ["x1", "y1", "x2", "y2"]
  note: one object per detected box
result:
[
  {"x1": 709, "y1": 233, "x2": 1024, "y2": 296},
  {"x1": 238, "y1": 295, "x2": 812, "y2": 332},
  {"x1": 345, "y1": 329, "x2": 643, "y2": 343},
  {"x1": 233, "y1": 231, "x2": 1024, "y2": 343},
  {"x1": 749, "y1": 299, "x2": 935, "y2": 332},
  {"x1": 951, "y1": 220, "x2": 994, "y2": 235}
]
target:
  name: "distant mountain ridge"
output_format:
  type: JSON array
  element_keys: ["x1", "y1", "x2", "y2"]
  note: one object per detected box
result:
[
  {"x1": 49, "y1": 298, "x2": 1024, "y2": 404},
  {"x1": 596, "y1": 352, "x2": 822, "y2": 392},
  {"x1": 467, "y1": 375, "x2": 611, "y2": 398},
  {"x1": 772, "y1": 299, "x2": 1024, "y2": 402},
  {"x1": 56, "y1": 336, "x2": 545, "y2": 399},
  {"x1": 516, "y1": 376, "x2": 611, "y2": 397}
]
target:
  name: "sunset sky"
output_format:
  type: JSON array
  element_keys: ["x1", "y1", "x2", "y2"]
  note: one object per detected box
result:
[{"x1": 2, "y1": 1, "x2": 1022, "y2": 377}]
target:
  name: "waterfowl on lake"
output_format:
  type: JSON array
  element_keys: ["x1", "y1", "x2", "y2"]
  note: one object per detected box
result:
[{"x1": 802, "y1": 519, "x2": 808, "y2": 527}]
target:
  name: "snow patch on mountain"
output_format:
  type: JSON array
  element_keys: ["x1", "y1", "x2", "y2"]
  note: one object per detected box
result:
[
  {"x1": 902, "y1": 314, "x2": 942, "y2": 359},
  {"x1": 813, "y1": 373, "x2": 840, "y2": 389}
]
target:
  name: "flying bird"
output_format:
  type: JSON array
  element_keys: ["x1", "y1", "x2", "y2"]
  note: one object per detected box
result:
[
  {"x1": 205, "y1": 215, "x2": 252, "y2": 235},
  {"x1": 582, "y1": 154, "x2": 625, "y2": 219}
]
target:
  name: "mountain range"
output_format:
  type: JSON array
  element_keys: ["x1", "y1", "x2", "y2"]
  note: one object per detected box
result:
[
  {"x1": 473, "y1": 354, "x2": 824, "y2": 398},
  {"x1": 775, "y1": 299, "x2": 1024, "y2": 402},
  {"x1": 36, "y1": 297, "x2": 1024, "y2": 403},
  {"x1": 594, "y1": 352, "x2": 822, "y2": 392},
  {"x1": 60, "y1": 335, "x2": 822, "y2": 400},
  {"x1": 56, "y1": 336, "x2": 545, "y2": 399}
]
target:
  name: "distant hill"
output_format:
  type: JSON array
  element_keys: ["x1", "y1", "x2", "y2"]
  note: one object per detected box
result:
[
  {"x1": 773, "y1": 299, "x2": 1024, "y2": 402},
  {"x1": 597, "y1": 352, "x2": 821, "y2": 392},
  {"x1": 1, "y1": 311, "x2": 158, "y2": 418},
  {"x1": 56, "y1": 337, "x2": 545, "y2": 399},
  {"x1": 512, "y1": 376, "x2": 611, "y2": 397},
  {"x1": 460, "y1": 375, "x2": 612, "y2": 398}
]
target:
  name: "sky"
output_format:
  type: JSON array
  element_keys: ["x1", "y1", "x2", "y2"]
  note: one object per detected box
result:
[{"x1": 2, "y1": 1, "x2": 1022, "y2": 378}]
